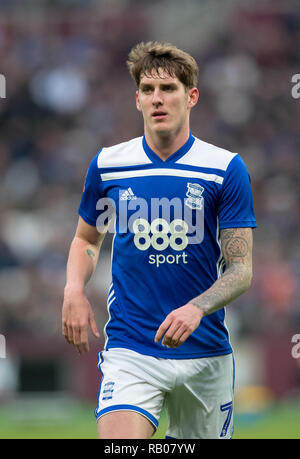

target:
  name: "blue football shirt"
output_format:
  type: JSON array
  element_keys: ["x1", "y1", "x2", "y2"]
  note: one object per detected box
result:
[{"x1": 78, "y1": 133, "x2": 256, "y2": 358}]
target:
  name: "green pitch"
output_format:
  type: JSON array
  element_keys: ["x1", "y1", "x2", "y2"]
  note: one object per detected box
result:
[{"x1": 0, "y1": 399, "x2": 299, "y2": 439}]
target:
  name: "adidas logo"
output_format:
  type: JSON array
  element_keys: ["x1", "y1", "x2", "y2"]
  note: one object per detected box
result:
[{"x1": 120, "y1": 187, "x2": 137, "y2": 200}]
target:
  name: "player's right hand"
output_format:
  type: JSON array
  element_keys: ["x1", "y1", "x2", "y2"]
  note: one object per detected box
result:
[{"x1": 62, "y1": 289, "x2": 100, "y2": 354}]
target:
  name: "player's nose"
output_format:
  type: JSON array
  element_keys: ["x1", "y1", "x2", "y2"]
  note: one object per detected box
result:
[{"x1": 152, "y1": 88, "x2": 163, "y2": 106}]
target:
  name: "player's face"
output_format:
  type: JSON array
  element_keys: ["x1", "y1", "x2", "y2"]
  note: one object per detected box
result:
[{"x1": 136, "y1": 69, "x2": 198, "y2": 137}]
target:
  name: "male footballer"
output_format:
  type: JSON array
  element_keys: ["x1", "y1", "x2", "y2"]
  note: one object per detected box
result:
[{"x1": 62, "y1": 41, "x2": 256, "y2": 439}]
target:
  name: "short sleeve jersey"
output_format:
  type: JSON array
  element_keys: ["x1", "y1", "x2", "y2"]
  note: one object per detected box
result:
[{"x1": 78, "y1": 134, "x2": 256, "y2": 358}]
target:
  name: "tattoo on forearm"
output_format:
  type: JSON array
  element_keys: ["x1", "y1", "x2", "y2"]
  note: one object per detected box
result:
[
  {"x1": 86, "y1": 248, "x2": 95, "y2": 259},
  {"x1": 190, "y1": 228, "x2": 253, "y2": 316},
  {"x1": 221, "y1": 228, "x2": 250, "y2": 265},
  {"x1": 191, "y1": 263, "x2": 251, "y2": 315},
  {"x1": 220, "y1": 229, "x2": 236, "y2": 240},
  {"x1": 224, "y1": 236, "x2": 248, "y2": 261}
]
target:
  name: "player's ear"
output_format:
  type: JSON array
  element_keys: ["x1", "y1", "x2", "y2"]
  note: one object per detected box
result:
[
  {"x1": 136, "y1": 90, "x2": 142, "y2": 112},
  {"x1": 188, "y1": 87, "x2": 199, "y2": 109}
]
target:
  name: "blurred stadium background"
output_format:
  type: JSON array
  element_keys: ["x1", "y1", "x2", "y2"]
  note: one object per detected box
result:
[{"x1": 0, "y1": 0, "x2": 300, "y2": 439}]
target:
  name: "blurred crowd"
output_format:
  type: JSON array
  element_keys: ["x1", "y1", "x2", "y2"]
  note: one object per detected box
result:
[{"x1": 0, "y1": 1, "x2": 300, "y2": 351}]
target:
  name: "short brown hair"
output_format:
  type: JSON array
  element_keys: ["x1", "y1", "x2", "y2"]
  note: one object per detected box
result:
[{"x1": 127, "y1": 41, "x2": 198, "y2": 89}]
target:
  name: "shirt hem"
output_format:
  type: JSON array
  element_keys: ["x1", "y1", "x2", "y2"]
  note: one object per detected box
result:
[
  {"x1": 219, "y1": 220, "x2": 257, "y2": 229},
  {"x1": 105, "y1": 342, "x2": 233, "y2": 359},
  {"x1": 78, "y1": 208, "x2": 97, "y2": 227}
]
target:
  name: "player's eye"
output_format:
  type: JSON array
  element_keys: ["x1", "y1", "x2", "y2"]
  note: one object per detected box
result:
[
  {"x1": 141, "y1": 86, "x2": 153, "y2": 94},
  {"x1": 162, "y1": 85, "x2": 176, "y2": 92}
]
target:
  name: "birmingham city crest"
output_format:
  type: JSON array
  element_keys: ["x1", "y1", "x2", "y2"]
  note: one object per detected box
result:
[{"x1": 185, "y1": 182, "x2": 204, "y2": 210}]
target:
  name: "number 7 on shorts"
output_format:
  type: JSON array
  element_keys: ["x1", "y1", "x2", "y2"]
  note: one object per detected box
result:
[{"x1": 220, "y1": 401, "x2": 233, "y2": 438}]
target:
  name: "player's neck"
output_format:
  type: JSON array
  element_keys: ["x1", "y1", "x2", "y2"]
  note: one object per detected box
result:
[{"x1": 144, "y1": 125, "x2": 191, "y2": 161}]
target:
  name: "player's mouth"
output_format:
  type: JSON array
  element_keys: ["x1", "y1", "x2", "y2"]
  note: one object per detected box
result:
[{"x1": 152, "y1": 110, "x2": 168, "y2": 120}]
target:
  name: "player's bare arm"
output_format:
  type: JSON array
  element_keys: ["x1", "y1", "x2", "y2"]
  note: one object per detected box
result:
[
  {"x1": 155, "y1": 227, "x2": 253, "y2": 348},
  {"x1": 190, "y1": 227, "x2": 253, "y2": 314},
  {"x1": 62, "y1": 216, "x2": 108, "y2": 354}
]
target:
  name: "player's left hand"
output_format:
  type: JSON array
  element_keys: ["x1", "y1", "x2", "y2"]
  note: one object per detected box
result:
[{"x1": 154, "y1": 303, "x2": 204, "y2": 348}]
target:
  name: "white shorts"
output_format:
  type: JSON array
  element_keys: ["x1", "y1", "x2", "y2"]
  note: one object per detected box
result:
[{"x1": 95, "y1": 347, "x2": 235, "y2": 439}]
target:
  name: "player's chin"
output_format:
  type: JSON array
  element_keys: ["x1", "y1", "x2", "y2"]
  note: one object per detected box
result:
[{"x1": 152, "y1": 123, "x2": 173, "y2": 135}]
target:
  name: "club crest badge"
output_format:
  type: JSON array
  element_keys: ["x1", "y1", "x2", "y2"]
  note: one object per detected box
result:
[{"x1": 185, "y1": 182, "x2": 204, "y2": 210}]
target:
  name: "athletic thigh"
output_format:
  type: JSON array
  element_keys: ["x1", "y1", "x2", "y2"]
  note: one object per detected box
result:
[
  {"x1": 97, "y1": 410, "x2": 155, "y2": 439},
  {"x1": 95, "y1": 348, "x2": 172, "y2": 438},
  {"x1": 165, "y1": 353, "x2": 235, "y2": 439}
]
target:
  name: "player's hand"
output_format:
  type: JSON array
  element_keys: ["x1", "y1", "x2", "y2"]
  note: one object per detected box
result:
[
  {"x1": 154, "y1": 303, "x2": 204, "y2": 348},
  {"x1": 62, "y1": 288, "x2": 100, "y2": 355}
]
